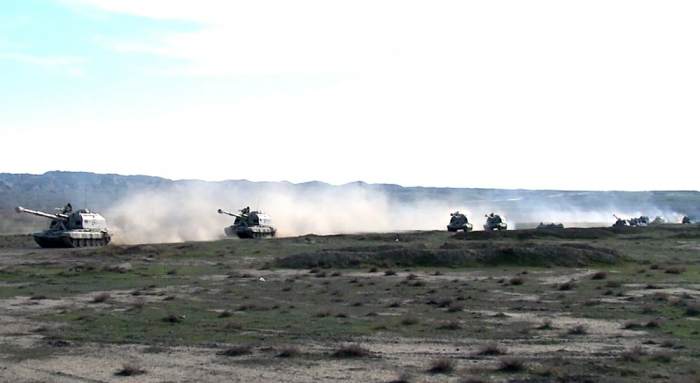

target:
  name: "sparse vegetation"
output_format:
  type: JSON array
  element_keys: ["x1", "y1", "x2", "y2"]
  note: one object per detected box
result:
[
  {"x1": 568, "y1": 324, "x2": 587, "y2": 335},
  {"x1": 0, "y1": 224, "x2": 698, "y2": 382},
  {"x1": 218, "y1": 344, "x2": 252, "y2": 356},
  {"x1": 92, "y1": 292, "x2": 111, "y2": 303},
  {"x1": 115, "y1": 364, "x2": 146, "y2": 376},
  {"x1": 427, "y1": 358, "x2": 455, "y2": 374},
  {"x1": 332, "y1": 344, "x2": 371, "y2": 358},
  {"x1": 499, "y1": 357, "x2": 526, "y2": 372},
  {"x1": 476, "y1": 342, "x2": 506, "y2": 356}
]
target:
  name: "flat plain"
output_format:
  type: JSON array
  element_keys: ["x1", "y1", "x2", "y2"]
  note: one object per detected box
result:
[{"x1": 1, "y1": 225, "x2": 699, "y2": 382}]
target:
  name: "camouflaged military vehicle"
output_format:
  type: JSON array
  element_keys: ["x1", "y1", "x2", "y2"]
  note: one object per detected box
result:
[
  {"x1": 447, "y1": 211, "x2": 473, "y2": 232},
  {"x1": 682, "y1": 216, "x2": 692, "y2": 224},
  {"x1": 484, "y1": 213, "x2": 508, "y2": 231},
  {"x1": 15, "y1": 203, "x2": 112, "y2": 248},
  {"x1": 218, "y1": 206, "x2": 277, "y2": 239}
]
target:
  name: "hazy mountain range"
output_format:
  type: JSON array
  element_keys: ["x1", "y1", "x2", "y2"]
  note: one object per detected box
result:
[{"x1": 1, "y1": 171, "x2": 698, "y2": 240}]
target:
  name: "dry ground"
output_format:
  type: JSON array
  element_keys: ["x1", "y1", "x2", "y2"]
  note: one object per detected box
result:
[{"x1": 1, "y1": 227, "x2": 700, "y2": 382}]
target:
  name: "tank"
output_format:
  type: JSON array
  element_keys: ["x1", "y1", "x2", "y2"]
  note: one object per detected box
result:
[
  {"x1": 537, "y1": 222, "x2": 564, "y2": 229},
  {"x1": 218, "y1": 206, "x2": 277, "y2": 239},
  {"x1": 15, "y1": 203, "x2": 112, "y2": 248},
  {"x1": 682, "y1": 216, "x2": 692, "y2": 224},
  {"x1": 447, "y1": 211, "x2": 473, "y2": 232},
  {"x1": 483, "y1": 213, "x2": 508, "y2": 231},
  {"x1": 612, "y1": 215, "x2": 629, "y2": 227}
]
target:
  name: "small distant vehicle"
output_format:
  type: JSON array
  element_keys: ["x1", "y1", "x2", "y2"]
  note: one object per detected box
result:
[
  {"x1": 612, "y1": 215, "x2": 649, "y2": 228},
  {"x1": 484, "y1": 213, "x2": 508, "y2": 231},
  {"x1": 682, "y1": 216, "x2": 692, "y2": 224},
  {"x1": 218, "y1": 206, "x2": 277, "y2": 239},
  {"x1": 651, "y1": 216, "x2": 666, "y2": 224},
  {"x1": 612, "y1": 215, "x2": 629, "y2": 227},
  {"x1": 537, "y1": 222, "x2": 564, "y2": 229},
  {"x1": 447, "y1": 211, "x2": 473, "y2": 232},
  {"x1": 15, "y1": 203, "x2": 112, "y2": 248}
]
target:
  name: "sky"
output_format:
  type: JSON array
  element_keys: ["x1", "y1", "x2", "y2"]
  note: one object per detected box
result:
[{"x1": 1, "y1": 0, "x2": 698, "y2": 191}]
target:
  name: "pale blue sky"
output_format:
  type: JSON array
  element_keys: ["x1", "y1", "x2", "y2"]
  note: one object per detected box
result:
[{"x1": 1, "y1": 1, "x2": 698, "y2": 190}]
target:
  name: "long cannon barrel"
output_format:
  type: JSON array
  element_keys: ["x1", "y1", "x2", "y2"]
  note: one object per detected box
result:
[
  {"x1": 15, "y1": 206, "x2": 67, "y2": 220},
  {"x1": 217, "y1": 209, "x2": 241, "y2": 218}
]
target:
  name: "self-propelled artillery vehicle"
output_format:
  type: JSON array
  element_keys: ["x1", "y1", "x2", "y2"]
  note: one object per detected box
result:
[
  {"x1": 447, "y1": 211, "x2": 473, "y2": 232},
  {"x1": 484, "y1": 213, "x2": 508, "y2": 231},
  {"x1": 15, "y1": 203, "x2": 112, "y2": 248},
  {"x1": 217, "y1": 206, "x2": 277, "y2": 239}
]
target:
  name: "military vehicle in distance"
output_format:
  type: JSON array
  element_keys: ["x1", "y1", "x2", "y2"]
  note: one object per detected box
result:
[
  {"x1": 447, "y1": 211, "x2": 473, "y2": 232},
  {"x1": 537, "y1": 222, "x2": 564, "y2": 229},
  {"x1": 612, "y1": 215, "x2": 649, "y2": 228},
  {"x1": 651, "y1": 216, "x2": 666, "y2": 224},
  {"x1": 15, "y1": 203, "x2": 112, "y2": 248},
  {"x1": 682, "y1": 216, "x2": 692, "y2": 224},
  {"x1": 612, "y1": 215, "x2": 629, "y2": 227},
  {"x1": 218, "y1": 206, "x2": 277, "y2": 239},
  {"x1": 484, "y1": 213, "x2": 508, "y2": 231}
]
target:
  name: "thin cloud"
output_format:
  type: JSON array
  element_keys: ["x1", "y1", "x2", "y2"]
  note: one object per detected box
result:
[{"x1": 1, "y1": 52, "x2": 84, "y2": 66}]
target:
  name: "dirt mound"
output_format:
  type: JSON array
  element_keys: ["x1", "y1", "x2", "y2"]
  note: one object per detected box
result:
[
  {"x1": 274, "y1": 242, "x2": 624, "y2": 269},
  {"x1": 454, "y1": 227, "x2": 616, "y2": 241}
]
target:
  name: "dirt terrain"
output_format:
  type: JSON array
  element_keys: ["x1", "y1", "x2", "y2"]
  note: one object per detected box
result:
[{"x1": 1, "y1": 227, "x2": 699, "y2": 382}]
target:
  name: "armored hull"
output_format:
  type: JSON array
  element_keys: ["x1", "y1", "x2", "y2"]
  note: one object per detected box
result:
[
  {"x1": 33, "y1": 230, "x2": 111, "y2": 248},
  {"x1": 16, "y1": 205, "x2": 112, "y2": 248},
  {"x1": 225, "y1": 224, "x2": 277, "y2": 239}
]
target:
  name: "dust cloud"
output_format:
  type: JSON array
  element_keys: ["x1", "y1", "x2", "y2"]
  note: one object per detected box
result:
[
  {"x1": 104, "y1": 183, "x2": 452, "y2": 245},
  {"x1": 102, "y1": 184, "x2": 690, "y2": 245}
]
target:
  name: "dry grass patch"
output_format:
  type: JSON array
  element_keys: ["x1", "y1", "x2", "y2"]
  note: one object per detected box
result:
[
  {"x1": 218, "y1": 344, "x2": 253, "y2": 357},
  {"x1": 92, "y1": 292, "x2": 111, "y2": 303},
  {"x1": 649, "y1": 350, "x2": 673, "y2": 363},
  {"x1": 238, "y1": 300, "x2": 265, "y2": 311},
  {"x1": 316, "y1": 308, "x2": 332, "y2": 318},
  {"x1": 507, "y1": 276, "x2": 524, "y2": 285},
  {"x1": 665, "y1": 266, "x2": 686, "y2": 274},
  {"x1": 162, "y1": 314, "x2": 184, "y2": 324},
  {"x1": 498, "y1": 357, "x2": 526, "y2": 372},
  {"x1": 685, "y1": 303, "x2": 700, "y2": 316},
  {"x1": 558, "y1": 280, "x2": 576, "y2": 291},
  {"x1": 476, "y1": 342, "x2": 506, "y2": 356},
  {"x1": 461, "y1": 375, "x2": 493, "y2": 383},
  {"x1": 618, "y1": 346, "x2": 645, "y2": 362},
  {"x1": 115, "y1": 364, "x2": 146, "y2": 377},
  {"x1": 568, "y1": 324, "x2": 587, "y2": 335},
  {"x1": 591, "y1": 270, "x2": 607, "y2": 280},
  {"x1": 332, "y1": 344, "x2": 371, "y2": 358},
  {"x1": 427, "y1": 358, "x2": 455, "y2": 374},
  {"x1": 537, "y1": 318, "x2": 555, "y2": 330},
  {"x1": 223, "y1": 321, "x2": 243, "y2": 331},
  {"x1": 277, "y1": 345, "x2": 300, "y2": 358},
  {"x1": 401, "y1": 316, "x2": 420, "y2": 325},
  {"x1": 437, "y1": 320, "x2": 461, "y2": 330}
]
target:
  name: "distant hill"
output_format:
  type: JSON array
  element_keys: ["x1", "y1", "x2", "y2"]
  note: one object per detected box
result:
[{"x1": 1, "y1": 171, "x2": 698, "y2": 237}]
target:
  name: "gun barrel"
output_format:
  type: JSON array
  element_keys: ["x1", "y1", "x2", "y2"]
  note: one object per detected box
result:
[
  {"x1": 217, "y1": 209, "x2": 240, "y2": 218},
  {"x1": 15, "y1": 206, "x2": 66, "y2": 220}
]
